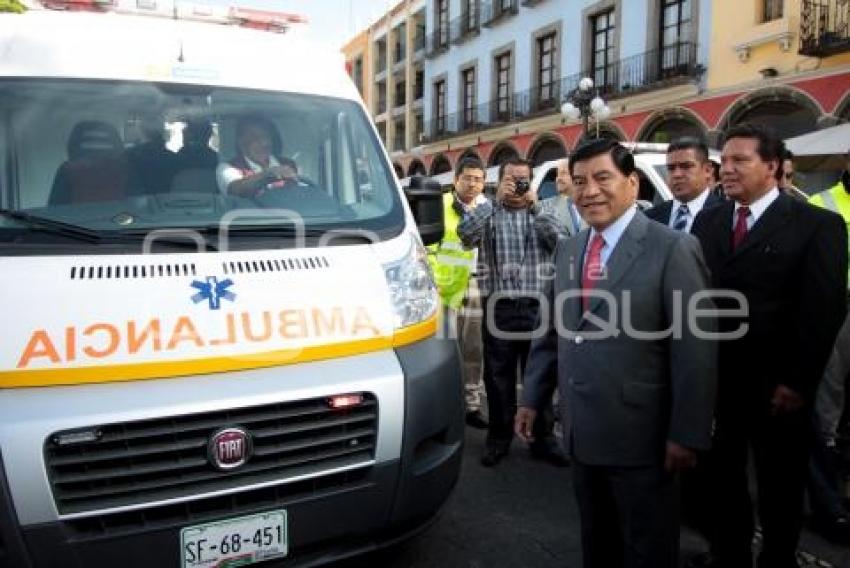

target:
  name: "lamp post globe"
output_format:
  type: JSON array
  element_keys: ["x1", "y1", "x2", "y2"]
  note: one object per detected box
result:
[
  {"x1": 560, "y1": 102, "x2": 580, "y2": 120},
  {"x1": 589, "y1": 96, "x2": 606, "y2": 114},
  {"x1": 578, "y1": 77, "x2": 594, "y2": 92}
]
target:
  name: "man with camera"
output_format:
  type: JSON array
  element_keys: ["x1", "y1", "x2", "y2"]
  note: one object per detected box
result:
[{"x1": 458, "y1": 158, "x2": 567, "y2": 467}]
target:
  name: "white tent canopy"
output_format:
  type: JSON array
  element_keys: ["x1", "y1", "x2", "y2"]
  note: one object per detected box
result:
[{"x1": 785, "y1": 123, "x2": 850, "y2": 157}]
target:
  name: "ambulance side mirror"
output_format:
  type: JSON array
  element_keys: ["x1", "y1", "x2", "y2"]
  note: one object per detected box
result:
[{"x1": 404, "y1": 176, "x2": 445, "y2": 246}]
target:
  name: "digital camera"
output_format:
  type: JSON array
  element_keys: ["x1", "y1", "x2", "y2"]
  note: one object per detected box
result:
[{"x1": 514, "y1": 179, "x2": 530, "y2": 194}]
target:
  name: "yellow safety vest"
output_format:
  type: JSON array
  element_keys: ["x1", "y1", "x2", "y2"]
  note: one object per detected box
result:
[
  {"x1": 809, "y1": 179, "x2": 850, "y2": 287},
  {"x1": 427, "y1": 192, "x2": 476, "y2": 309}
]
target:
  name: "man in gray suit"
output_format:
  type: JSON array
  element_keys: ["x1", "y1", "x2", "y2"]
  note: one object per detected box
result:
[
  {"x1": 541, "y1": 158, "x2": 584, "y2": 236},
  {"x1": 516, "y1": 139, "x2": 718, "y2": 568}
]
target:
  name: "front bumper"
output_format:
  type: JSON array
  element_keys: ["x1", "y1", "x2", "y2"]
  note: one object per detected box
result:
[{"x1": 0, "y1": 336, "x2": 463, "y2": 567}]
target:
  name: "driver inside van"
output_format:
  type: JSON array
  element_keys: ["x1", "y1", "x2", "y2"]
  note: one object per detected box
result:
[{"x1": 216, "y1": 115, "x2": 299, "y2": 198}]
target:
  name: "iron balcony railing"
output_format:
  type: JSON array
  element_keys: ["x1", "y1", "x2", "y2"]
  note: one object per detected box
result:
[
  {"x1": 424, "y1": 41, "x2": 700, "y2": 142},
  {"x1": 450, "y1": 9, "x2": 480, "y2": 43},
  {"x1": 800, "y1": 0, "x2": 850, "y2": 56},
  {"x1": 481, "y1": 0, "x2": 518, "y2": 27},
  {"x1": 586, "y1": 40, "x2": 699, "y2": 97}
]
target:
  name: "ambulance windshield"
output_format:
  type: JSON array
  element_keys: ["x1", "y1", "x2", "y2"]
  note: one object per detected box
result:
[{"x1": 0, "y1": 79, "x2": 404, "y2": 250}]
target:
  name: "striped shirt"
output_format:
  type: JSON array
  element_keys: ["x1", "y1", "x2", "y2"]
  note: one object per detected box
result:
[{"x1": 457, "y1": 199, "x2": 565, "y2": 297}]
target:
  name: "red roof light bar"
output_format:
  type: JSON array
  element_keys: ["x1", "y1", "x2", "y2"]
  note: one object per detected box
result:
[
  {"x1": 228, "y1": 7, "x2": 307, "y2": 33},
  {"x1": 36, "y1": 0, "x2": 308, "y2": 33}
]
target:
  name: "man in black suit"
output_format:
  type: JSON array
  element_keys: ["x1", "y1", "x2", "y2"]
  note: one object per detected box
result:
[
  {"x1": 646, "y1": 137, "x2": 722, "y2": 233},
  {"x1": 690, "y1": 123, "x2": 848, "y2": 568},
  {"x1": 647, "y1": 137, "x2": 722, "y2": 538}
]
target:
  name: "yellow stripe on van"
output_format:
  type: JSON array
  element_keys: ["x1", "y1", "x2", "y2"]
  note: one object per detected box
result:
[{"x1": 0, "y1": 314, "x2": 438, "y2": 388}]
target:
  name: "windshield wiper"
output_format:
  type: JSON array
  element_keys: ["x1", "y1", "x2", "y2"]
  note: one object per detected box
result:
[
  {"x1": 0, "y1": 210, "x2": 220, "y2": 250},
  {"x1": 0, "y1": 209, "x2": 103, "y2": 242}
]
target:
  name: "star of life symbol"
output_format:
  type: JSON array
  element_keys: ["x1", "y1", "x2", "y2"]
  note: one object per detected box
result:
[{"x1": 191, "y1": 277, "x2": 236, "y2": 310}]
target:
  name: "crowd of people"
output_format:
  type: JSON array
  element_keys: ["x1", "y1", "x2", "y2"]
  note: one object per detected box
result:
[{"x1": 425, "y1": 124, "x2": 850, "y2": 568}]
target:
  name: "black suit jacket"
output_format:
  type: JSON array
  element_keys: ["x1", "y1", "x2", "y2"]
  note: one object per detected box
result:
[
  {"x1": 645, "y1": 192, "x2": 723, "y2": 230},
  {"x1": 691, "y1": 193, "x2": 848, "y2": 403}
]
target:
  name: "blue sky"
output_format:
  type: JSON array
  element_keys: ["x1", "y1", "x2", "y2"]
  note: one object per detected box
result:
[{"x1": 208, "y1": 0, "x2": 393, "y2": 49}]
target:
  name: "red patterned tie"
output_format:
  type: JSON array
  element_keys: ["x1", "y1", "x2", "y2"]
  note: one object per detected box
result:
[
  {"x1": 582, "y1": 234, "x2": 605, "y2": 312},
  {"x1": 732, "y1": 206, "x2": 750, "y2": 250}
]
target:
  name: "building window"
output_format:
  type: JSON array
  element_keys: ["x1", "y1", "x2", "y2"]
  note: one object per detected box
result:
[
  {"x1": 377, "y1": 80, "x2": 387, "y2": 114},
  {"x1": 659, "y1": 0, "x2": 691, "y2": 74},
  {"x1": 414, "y1": 113, "x2": 424, "y2": 144},
  {"x1": 395, "y1": 80, "x2": 406, "y2": 108},
  {"x1": 495, "y1": 52, "x2": 511, "y2": 120},
  {"x1": 352, "y1": 57, "x2": 364, "y2": 94},
  {"x1": 414, "y1": 69, "x2": 424, "y2": 100},
  {"x1": 762, "y1": 0, "x2": 783, "y2": 22},
  {"x1": 462, "y1": 67, "x2": 476, "y2": 128},
  {"x1": 394, "y1": 24, "x2": 406, "y2": 63},
  {"x1": 537, "y1": 32, "x2": 557, "y2": 107},
  {"x1": 463, "y1": 0, "x2": 477, "y2": 31},
  {"x1": 393, "y1": 120, "x2": 406, "y2": 152},
  {"x1": 591, "y1": 9, "x2": 616, "y2": 91},
  {"x1": 437, "y1": 0, "x2": 449, "y2": 46},
  {"x1": 434, "y1": 79, "x2": 447, "y2": 134}
]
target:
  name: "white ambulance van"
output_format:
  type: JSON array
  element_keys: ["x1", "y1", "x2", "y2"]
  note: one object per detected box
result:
[{"x1": 0, "y1": 2, "x2": 463, "y2": 566}]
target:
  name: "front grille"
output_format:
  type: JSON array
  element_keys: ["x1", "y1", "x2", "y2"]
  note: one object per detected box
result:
[
  {"x1": 45, "y1": 394, "x2": 377, "y2": 516},
  {"x1": 64, "y1": 468, "x2": 371, "y2": 541}
]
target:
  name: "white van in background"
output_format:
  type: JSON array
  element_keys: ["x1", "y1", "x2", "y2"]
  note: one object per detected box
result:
[
  {"x1": 0, "y1": 3, "x2": 462, "y2": 567},
  {"x1": 401, "y1": 165, "x2": 499, "y2": 194},
  {"x1": 532, "y1": 142, "x2": 721, "y2": 207}
]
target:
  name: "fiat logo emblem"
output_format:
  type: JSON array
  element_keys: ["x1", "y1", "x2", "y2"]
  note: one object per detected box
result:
[{"x1": 208, "y1": 427, "x2": 252, "y2": 471}]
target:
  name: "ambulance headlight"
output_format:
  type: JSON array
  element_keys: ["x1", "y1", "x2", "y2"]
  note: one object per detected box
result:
[{"x1": 383, "y1": 237, "x2": 439, "y2": 329}]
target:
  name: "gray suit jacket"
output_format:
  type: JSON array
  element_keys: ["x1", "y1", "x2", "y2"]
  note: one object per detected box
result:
[
  {"x1": 523, "y1": 211, "x2": 717, "y2": 467},
  {"x1": 541, "y1": 194, "x2": 583, "y2": 237}
]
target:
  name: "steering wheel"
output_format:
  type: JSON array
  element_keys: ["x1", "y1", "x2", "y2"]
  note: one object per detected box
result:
[
  {"x1": 293, "y1": 175, "x2": 319, "y2": 189},
  {"x1": 268, "y1": 175, "x2": 318, "y2": 191}
]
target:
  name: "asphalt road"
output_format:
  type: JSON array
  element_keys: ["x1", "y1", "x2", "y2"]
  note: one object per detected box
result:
[{"x1": 336, "y1": 425, "x2": 850, "y2": 568}]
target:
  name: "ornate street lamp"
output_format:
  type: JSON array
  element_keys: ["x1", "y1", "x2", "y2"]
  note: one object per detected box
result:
[{"x1": 560, "y1": 77, "x2": 611, "y2": 139}]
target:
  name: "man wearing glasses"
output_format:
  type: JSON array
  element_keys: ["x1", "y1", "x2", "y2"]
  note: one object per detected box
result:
[
  {"x1": 427, "y1": 157, "x2": 490, "y2": 430},
  {"x1": 645, "y1": 137, "x2": 722, "y2": 234}
]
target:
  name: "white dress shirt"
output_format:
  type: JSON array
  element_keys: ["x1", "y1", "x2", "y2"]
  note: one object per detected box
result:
[
  {"x1": 734, "y1": 187, "x2": 780, "y2": 230},
  {"x1": 216, "y1": 155, "x2": 282, "y2": 195},
  {"x1": 585, "y1": 205, "x2": 638, "y2": 268}
]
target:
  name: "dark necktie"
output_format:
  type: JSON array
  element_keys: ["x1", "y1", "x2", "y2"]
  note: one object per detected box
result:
[
  {"x1": 672, "y1": 203, "x2": 690, "y2": 231},
  {"x1": 582, "y1": 234, "x2": 605, "y2": 312},
  {"x1": 732, "y1": 206, "x2": 750, "y2": 250}
]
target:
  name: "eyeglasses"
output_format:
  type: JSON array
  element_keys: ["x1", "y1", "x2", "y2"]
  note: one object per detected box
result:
[{"x1": 460, "y1": 175, "x2": 485, "y2": 184}]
